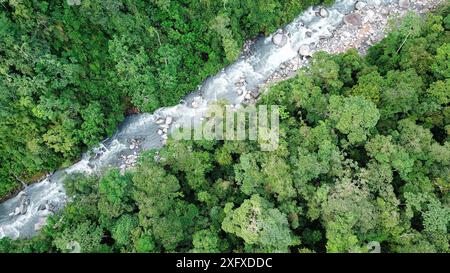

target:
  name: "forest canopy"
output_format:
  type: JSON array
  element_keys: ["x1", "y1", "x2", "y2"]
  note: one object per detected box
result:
[
  {"x1": 1, "y1": 5, "x2": 448, "y2": 253},
  {"x1": 0, "y1": 0, "x2": 332, "y2": 198}
]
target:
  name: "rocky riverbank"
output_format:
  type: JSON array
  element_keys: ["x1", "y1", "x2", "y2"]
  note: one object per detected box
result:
[{"x1": 265, "y1": 0, "x2": 445, "y2": 85}]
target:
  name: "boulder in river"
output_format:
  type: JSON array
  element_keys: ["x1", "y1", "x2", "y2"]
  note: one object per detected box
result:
[
  {"x1": 46, "y1": 202, "x2": 57, "y2": 212},
  {"x1": 298, "y1": 45, "x2": 313, "y2": 57},
  {"x1": 344, "y1": 13, "x2": 362, "y2": 27},
  {"x1": 165, "y1": 116, "x2": 173, "y2": 125},
  {"x1": 20, "y1": 205, "x2": 28, "y2": 214},
  {"x1": 18, "y1": 193, "x2": 30, "y2": 215},
  {"x1": 38, "y1": 203, "x2": 46, "y2": 211},
  {"x1": 272, "y1": 33, "x2": 288, "y2": 47},
  {"x1": 318, "y1": 8, "x2": 329, "y2": 18},
  {"x1": 355, "y1": 1, "x2": 366, "y2": 10}
]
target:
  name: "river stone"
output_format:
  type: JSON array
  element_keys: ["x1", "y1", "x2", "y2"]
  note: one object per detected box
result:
[
  {"x1": 398, "y1": 0, "x2": 409, "y2": 9},
  {"x1": 305, "y1": 30, "x2": 312, "y2": 38},
  {"x1": 344, "y1": 13, "x2": 362, "y2": 26},
  {"x1": 165, "y1": 116, "x2": 173, "y2": 125},
  {"x1": 318, "y1": 8, "x2": 329, "y2": 18},
  {"x1": 355, "y1": 1, "x2": 366, "y2": 10},
  {"x1": 272, "y1": 33, "x2": 287, "y2": 47},
  {"x1": 38, "y1": 204, "x2": 46, "y2": 211},
  {"x1": 157, "y1": 129, "x2": 163, "y2": 135},
  {"x1": 298, "y1": 45, "x2": 312, "y2": 57}
]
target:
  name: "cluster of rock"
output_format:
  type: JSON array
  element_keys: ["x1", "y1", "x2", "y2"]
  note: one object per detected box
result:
[
  {"x1": 128, "y1": 137, "x2": 143, "y2": 150},
  {"x1": 155, "y1": 116, "x2": 173, "y2": 145},
  {"x1": 267, "y1": 0, "x2": 442, "y2": 85},
  {"x1": 234, "y1": 76, "x2": 261, "y2": 104},
  {"x1": 9, "y1": 192, "x2": 30, "y2": 216},
  {"x1": 119, "y1": 154, "x2": 138, "y2": 175},
  {"x1": 240, "y1": 37, "x2": 259, "y2": 59},
  {"x1": 36, "y1": 198, "x2": 63, "y2": 232},
  {"x1": 37, "y1": 200, "x2": 58, "y2": 213}
]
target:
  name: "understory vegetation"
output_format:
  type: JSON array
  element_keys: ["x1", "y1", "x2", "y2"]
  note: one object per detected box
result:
[
  {"x1": 1, "y1": 5, "x2": 449, "y2": 253},
  {"x1": 0, "y1": 0, "x2": 332, "y2": 198}
]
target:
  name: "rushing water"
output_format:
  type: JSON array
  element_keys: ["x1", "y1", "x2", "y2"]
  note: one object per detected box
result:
[{"x1": 0, "y1": 0, "x2": 425, "y2": 239}]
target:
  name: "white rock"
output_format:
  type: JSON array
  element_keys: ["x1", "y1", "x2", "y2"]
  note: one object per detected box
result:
[
  {"x1": 165, "y1": 116, "x2": 173, "y2": 125},
  {"x1": 355, "y1": 1, "x2": 366, "y2": 10},
  {"x1": 191, "y1": 101, "x2": 199, "y2": 108},
  {"x1": 298, "y1": 45, "x2": 312, "y2": 57},
  {"x1": 157, "y1": 129, "x2": 163, "y2": 135},
  {"x1": 161, "y1": 134, "x2": 168, "y2": 140},
  {"x1": 244, "y1": 93, "x2": 252, "y2": 100},
  {"x1": 129, "y1": 144, "x2": 135, "y2": 150},
  {"x1": 162, "y1": 128, "x2": 168, "y2": 133},
  {"x1": 155, "y1": 118, "x2": 164, "y2": 124},
  {"x1": 272, "y1": 33, "x2": 288, "y2": 47},
  {"x1": 319, "y1": 8, "x2": 329, "y2": 18}
]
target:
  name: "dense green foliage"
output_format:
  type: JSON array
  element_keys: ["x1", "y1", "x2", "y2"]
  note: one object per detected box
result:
[
  {"x1": 0, "y1": 0, "x2": 331, "y2": 198},
  {"x1": 1, "y1": 6, "x2": 449, "y2": 253}
]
